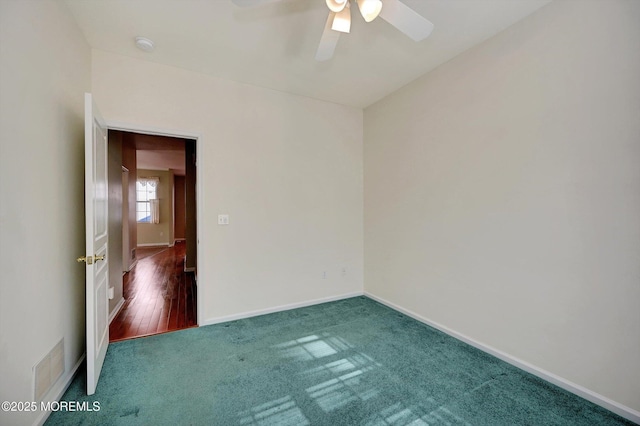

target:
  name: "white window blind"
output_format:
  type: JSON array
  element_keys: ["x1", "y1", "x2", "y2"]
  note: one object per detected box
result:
[{"x1": 136, "y1": 177, "x2": 160, "y2": 224}]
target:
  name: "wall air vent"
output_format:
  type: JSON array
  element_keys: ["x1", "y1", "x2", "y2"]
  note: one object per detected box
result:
[{"x1": 33, "y1": 338, "x2": 64, "y2": 401}]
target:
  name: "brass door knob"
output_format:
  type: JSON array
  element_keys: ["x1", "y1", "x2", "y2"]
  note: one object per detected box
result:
[
  {"x1": 77, "y1": 256, "x2": 94, "y2": 265},
  {"x1": 94, "y1": 254, "x2": 106, "y2": 262}
]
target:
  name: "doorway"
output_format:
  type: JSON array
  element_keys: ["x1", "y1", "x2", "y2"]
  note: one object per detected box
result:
[{"x1": 106, "y1": 129, "x2": 198, "y2": 341}]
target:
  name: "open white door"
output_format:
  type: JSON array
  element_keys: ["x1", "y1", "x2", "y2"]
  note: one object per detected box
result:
[{"x1": 80, "y1": 93, "x2": 109, "y2": 395}]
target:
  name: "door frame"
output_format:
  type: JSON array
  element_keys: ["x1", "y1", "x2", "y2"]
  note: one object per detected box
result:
[{"x1": 107, "y1": 120, "x2": 203, "y2": 326}]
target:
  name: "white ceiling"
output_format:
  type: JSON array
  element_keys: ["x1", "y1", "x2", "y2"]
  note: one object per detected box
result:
[{"x1": 65, "y1": 0, "x2": 551, "y2": 108}]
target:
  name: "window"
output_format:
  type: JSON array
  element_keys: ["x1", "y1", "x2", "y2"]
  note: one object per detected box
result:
[{"x1": 136, "y1": 177, "x2": 159, "y2": 223}]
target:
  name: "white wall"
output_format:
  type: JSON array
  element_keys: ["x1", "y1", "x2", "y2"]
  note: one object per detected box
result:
[
  {"x1": 0, "y1": 1, "x2": 91, "y2": 425},
  {"x1": 92, "y1": 50, "x2": 364, "y2": 323},
  {"x1": 364, "y1": 0, "x2": 640, "y2": 414}
]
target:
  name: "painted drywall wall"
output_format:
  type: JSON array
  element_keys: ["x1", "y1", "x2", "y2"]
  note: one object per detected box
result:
[
  {"x1": 168, "y1": 169, "x2": 175, "y2": 246},
  {"x1": 107, "y1": 132, "x2": 124, "y2": 314},
  {"x1": 92, "y1": 50, "x2": 364, "y2": 322},
  {"x1": 0, "y1": 1, "x2": 91, "y2": 425},
  {"x1": 174, "y1": 175, "x2": 186, "y2": 240},
  {"x1": 364, "y1": 0, "x2": 640, "y2": 413},
  {"x1": 122, "y1": 134, "x2": 137, "y2": 269},
  {"x1": 185, "y1": 140, "x2": 197, "y2": 271},
  {"x1": 136, "y1": 169, "x2": 174, "y2": 246}
]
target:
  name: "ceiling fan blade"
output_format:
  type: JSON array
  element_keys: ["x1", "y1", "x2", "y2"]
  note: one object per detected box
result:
[
  {"x1": 231, "y1": 0, "x2": 282, "y2": 7},
  {"x1": 379, "y1": 0, "x2": 434, "y2": 41},
  {"x1": 315, "y1": 12, "x2": 341, "y2": 61}
]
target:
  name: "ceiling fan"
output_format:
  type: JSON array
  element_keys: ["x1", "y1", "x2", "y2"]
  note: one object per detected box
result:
[{"x1": 232, "y1": 0, "x2": 434, "y2": 61}]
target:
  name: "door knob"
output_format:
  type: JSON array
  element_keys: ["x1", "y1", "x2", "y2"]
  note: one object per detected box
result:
[
  {"x1": 94, "y1": 254, "x2": 106, "y2": 262},
  {"x1": 77, "y1": 256, "x2": 93, "y2": 265}
]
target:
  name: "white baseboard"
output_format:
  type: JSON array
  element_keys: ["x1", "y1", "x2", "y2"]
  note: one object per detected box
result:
[
  {"x1": 136, "y1": 243, "x2": 170, "y2": 247},
  {"x1": 33, "y1": 353, "x2": 85, "y2": 426},
  {"x1": 123, "y1": 258, "x2": 137, "y2": 272},
  {"x1": 183, "y1": 255, "x2": 196, "y2": 272},
  {"x1": 201, "y1": 291, "x2": 364, "y2": 326},
  {"x1": 125, "y1": 259, "x2": 137, "y2": 272},
  {"x1": 364, "y1": 292, "x2": 640, "y2": 424},
  {"x1": 108, "y1": 297, "x2": 125, "y2": 325}
]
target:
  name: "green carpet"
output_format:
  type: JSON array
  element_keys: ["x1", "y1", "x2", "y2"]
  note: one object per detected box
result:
[{"x1": 46, "y1": 297, "x2": 634, "y2": 425}]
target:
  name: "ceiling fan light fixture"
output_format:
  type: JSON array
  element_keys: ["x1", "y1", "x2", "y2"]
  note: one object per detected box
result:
[
  {"x1": 326, "y1": 0, "x2": 347, "y2": 13},
  {"x1": 356, "y1": 0, "x2": 382, "y2": 23},
  {"x1": 331, "y1": 2, "x2": 351, "y2": 33}
]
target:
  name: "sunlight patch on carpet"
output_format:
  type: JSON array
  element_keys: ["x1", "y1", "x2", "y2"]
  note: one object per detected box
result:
[{"x1": 238, "y1": 395, "x2": 309, "y2": 426}]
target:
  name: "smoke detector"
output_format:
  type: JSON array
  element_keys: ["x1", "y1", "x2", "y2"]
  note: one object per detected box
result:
[{"x1": 135, "y1": 37, "x2": 155, "y2": 52}]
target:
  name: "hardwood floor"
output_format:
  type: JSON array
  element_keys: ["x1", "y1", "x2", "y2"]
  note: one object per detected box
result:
[{"x1": 109, "y1": 241, "x2": 197, "y2": 342}]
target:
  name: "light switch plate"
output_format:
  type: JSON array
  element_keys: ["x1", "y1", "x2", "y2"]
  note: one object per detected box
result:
[{"x1": 218, "y1": 214, "x2": 229, "y2": 225}]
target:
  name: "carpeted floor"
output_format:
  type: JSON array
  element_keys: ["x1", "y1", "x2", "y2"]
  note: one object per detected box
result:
[{"x1": 46, "y1": 297, "x2": 634, "y2": 425}]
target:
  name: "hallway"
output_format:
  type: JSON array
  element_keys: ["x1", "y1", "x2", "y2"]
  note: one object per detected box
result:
[{"x1": 109, "y1": 241, "x2": 197, "y2": 341}]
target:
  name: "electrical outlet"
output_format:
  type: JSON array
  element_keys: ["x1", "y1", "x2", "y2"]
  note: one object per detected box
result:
[{"x1": 218, "y1": 214, "x2": 229, "y2": 225}]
